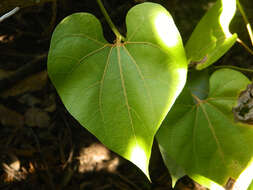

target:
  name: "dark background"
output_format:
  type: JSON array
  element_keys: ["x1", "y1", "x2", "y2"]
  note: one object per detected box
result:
[{"x1": 0, "y1": 0, "x2": 252, "y2": 189}]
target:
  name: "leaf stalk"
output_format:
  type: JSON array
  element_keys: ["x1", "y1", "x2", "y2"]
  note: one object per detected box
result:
[{"x1": 96, "y1": 0, "x2": 126, "y2": 42}]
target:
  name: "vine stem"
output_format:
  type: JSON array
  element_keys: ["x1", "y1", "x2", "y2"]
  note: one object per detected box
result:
[
  {"x1": 236, "y1": 0, "x2": 253, "y2": 46},
  {"x1": 96, "y1": 0, "x2": 125, "y2": 42},
  {"x1": 215, "y1": 65, "x2": 253, "y2": 73}
]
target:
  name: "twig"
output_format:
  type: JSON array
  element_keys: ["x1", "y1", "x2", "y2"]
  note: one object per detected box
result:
[
  {"x1": 0, "y1": 7, "x2": 20, "y2": 23},
  {"x1": 237, "y1": 0, "x2": 253, "y2": 46},
  {"x1": 236, "y1": 38, "x2": 253, "y2": 55}
]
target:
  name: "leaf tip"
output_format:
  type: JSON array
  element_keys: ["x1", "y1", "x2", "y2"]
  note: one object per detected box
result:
[
  {"x1": 232, "y1": 157, "x2": 253, "y2": 190},
  {"x1": 129, "y1": 143, "x2": 150, "y2": 179}
]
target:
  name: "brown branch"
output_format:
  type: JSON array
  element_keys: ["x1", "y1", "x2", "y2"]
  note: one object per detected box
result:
[{"x1": 0, "y1": 0, "x2": 54, "y2": 14}]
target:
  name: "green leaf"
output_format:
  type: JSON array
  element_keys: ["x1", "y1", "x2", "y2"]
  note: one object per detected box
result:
[
  {"x1": 47, "y1": 2, "x2": 187, "y2": 177},
  {"x1": 156, "y1": 68, "x2": 253, "y2": 188},
  {"x1": 158, "y1": 146, "x2": 186, "y2": 187},
  {"x1": 248, "y1": 180, "x2": 253, "y2": 190},
  {"x1": 185, "y1": 0, "x2": 237, "y2": 70}
]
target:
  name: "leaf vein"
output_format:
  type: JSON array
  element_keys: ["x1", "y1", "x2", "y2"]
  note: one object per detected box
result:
[
  {"x1": 122, "y1": 45, "x2": 156, "y2": 122},
  {"x1": 125, "y1": 41, "x2": 168, "y2": 55},
  {"x1": 193, "y1": 106, "x2": 199, "y2": 170},
  {"x1": 62, "y1": 45, "x2": 109, "y2": 81},
  {"x1": 99, "y1": 47, "x2": 114, "y2": 122},
  {"x1": 68, "y1": 81, "x2": 100, "y2": 112},
  {"x1": 209, "y1": 78, "x2": 237, "y2": 97},
  {"x1": 117, "y1": 46, "x2": 138, "y2": 147},
  {"x1": 127, "y1": 16, "x2": 144, "y2": 41},
  {"x1": 199, "y1": 103, "x2": 226, "y2": 165},
  {"x1": 129, "y1": 106, "x2": 152, "y2": 136},
  {"x1": 54, "y1": 33, "x2": 107, "y2": 46},
  {"x1": 205, "y1": 101, "x2": 235, "y2": 125}
]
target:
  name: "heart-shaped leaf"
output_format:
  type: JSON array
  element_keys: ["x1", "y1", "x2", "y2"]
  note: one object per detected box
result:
[
  {"x1": 185, "y1": 0, "x2": 237, "y2": 70},
  {"x1": 156, "y1": 69, "x2": 253, "y2": 188},
  {"x1": 159, "y1": 69, "x2": 210, "y2": 187},
  {"x1": 47, "y1": 2, "x2": 187, "y2": 177}
]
